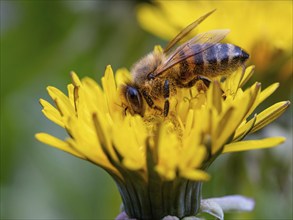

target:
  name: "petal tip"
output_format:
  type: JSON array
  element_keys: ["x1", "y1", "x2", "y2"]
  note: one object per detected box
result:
[
  {"x1": 256, "y1": 82, "x2": 261, "y2": 88},
  {"x1": 70, "y1": 71, "x2": 81, "y2": 86},
  {"x1": 106, "y1": 65, "x2": 113, "y2": 72}
]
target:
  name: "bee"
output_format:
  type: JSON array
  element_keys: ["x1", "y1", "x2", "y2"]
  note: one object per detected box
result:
[{"x1": 120, "y1": 10, "x2": 249, "y2": 117}]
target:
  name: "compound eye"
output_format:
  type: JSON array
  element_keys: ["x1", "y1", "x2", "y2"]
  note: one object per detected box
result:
[{"x1": 126, "y1": 86, "x2": 143, "y2": 115}]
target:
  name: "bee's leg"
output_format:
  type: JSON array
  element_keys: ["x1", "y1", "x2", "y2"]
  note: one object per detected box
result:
[
  {"x1": 141, "y1": 90, "x2": 162, "y2": 113},
  {"x1": 177, "y1": 75, "x2": 211, "y2": 88},
  {"x1": 142, "y1": 90, "x2": 154, "y2": 108},
  {"x1": 163, "y1": 79, "x2": 170, "y2": 117},
  {"x1": 197, "y1": 75, "x2": 211, "y2": 88},
  {"x1": 177, "y1": 77, "x2": 197, "y2": 88},
  {"x1": 181, "y1": 76, "x2": 209, "y2": 93},
  {"x1": 184, "y1": 78, "x2": 198, "y2": 87},
  {"x1": 197, "y1": 76, "x2": 228, "y2": 99}
]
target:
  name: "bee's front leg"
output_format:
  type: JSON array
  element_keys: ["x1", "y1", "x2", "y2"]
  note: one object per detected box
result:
[
  {"x1": 141, "y1": 89, "x2": 154, "y2": 108},
  {"x1": 163, "y1": 79, "x2": 170, "y2": 117},
  {"x1": 141, "y1": 89, "x2": 163, "y2": 115}
]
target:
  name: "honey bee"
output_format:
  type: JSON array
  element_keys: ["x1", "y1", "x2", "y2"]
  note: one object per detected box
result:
[{"x1": 120, "y1": 10, "x2": 249, "y2": 117}]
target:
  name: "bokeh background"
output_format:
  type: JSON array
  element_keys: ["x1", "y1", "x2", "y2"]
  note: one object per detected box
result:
[{"x1": 1, "y1": 1, "x2": 292, "y2": 219}]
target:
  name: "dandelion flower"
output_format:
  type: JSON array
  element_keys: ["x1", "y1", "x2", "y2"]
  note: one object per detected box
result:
[{"x1": 36, "y1": 56, "x2": 289, "y2": 219}]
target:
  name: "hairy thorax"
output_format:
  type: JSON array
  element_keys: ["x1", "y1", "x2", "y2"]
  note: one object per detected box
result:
[{"x1": 131, "y1": 51, "x2": 166, "y2": 86}]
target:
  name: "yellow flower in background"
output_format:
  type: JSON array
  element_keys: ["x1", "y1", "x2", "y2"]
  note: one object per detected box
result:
[
  {"x1": 36, "y1": 57, "x2": 289, "y2": 218},
  {"x1": 136, "y1": 1, "x2": 292, "y2": 75}
]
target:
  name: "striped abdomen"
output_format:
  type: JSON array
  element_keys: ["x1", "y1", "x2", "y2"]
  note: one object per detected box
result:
[{"x1": 177, "y1": 43, "x2": 249, "y2": 82}]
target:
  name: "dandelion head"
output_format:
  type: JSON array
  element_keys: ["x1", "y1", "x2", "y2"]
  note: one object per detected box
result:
[
  {"x1": 36, "y1": 54, "x2": 289, "y2": 218},
  {"x1": 36, "y1": 7, "x2": 290, "y2": 217}
]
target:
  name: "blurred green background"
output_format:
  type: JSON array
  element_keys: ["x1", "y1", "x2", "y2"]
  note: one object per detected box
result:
[{"x1": 1, "y1": 1, "x2": 292, "y2": 219}]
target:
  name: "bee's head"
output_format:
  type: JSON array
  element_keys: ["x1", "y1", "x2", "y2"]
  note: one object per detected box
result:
[{"x1": 120, "y1": 84, "x2": 144, "y2": 116}]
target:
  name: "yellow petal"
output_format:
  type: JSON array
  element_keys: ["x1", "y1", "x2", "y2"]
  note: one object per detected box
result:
[
  {"x1": 233, "y1": 114, "x2": 257, "y2": 141},
  {"x1": 155, "y1": 166, "x2": 176, "y2": 180},
  {"x1": 156, "y1": 122, "x2": 180, "y2": 180},
  {"x1": 92, "y1": 113, "x2": 118, "y2": 162},
  {"x1": 123, "y1": 158, "x2": 144, "y2": 170},
  {"x1": 113, "y1": 116, "x2": 146, "y2": 170},
  {"x1": 180, "y1": 144, "x2": 207, "y2": 170},
  {"x1": 66, "y1": 137, "x2": 119, "y2": 178},
  {"x1": 251, "y1": 101, "x2": 290, "y2": 133},
  {"x1": 81, "y1": 77, "x2": 107, "y2": 113},
  {"x1": 221, "y1": 67, "x2": 244, "y2": 97},
  {"x1": 136, "y1": 2, "x2": 292, "y2": 52},
  {"x1": 115, "y1": 68, "x2": 132, "y2": 86},
  {"x1": 67, "y1": 84, "x2": 75, "y2": 108},
  {"x1": 47, "y1": 86, "x2": 75, "y2": 116},
  {"x1": 70, "y1": 71, "x2": 82, "y2": 87},
  {"x1": 207, "y1": 81, "x2": 222, "y2": 113},
  {"x1": 154, "y1": 45, "x2": 163, "y2": 53},
  {"x1": 101, "y1": 65, "x2": 117, "y2": 115},
  {"x1": 136, "y1": 3, "x2": 178, "y2": 41},
  {"x1": 239, "y1": 65, "x2": 255, "y2": 88},
  {"x1": 181, "y1": 169, "x2": 210, "y2": 181},
  {"x1": 258, "y1": 83, "x2": 280, "y2": 104},
  {"x1": 246, "y1": 83, "x2": 280, "y2": 117},
  {"x1": 183, "y1": 109, "x2": 195, "y2": 137},
  {"x1": 39, "y1": 99, "x2": 64, "y2": 127},
  {"x1": 223, "y1": 137, "x2": 286, "y2": 153},
  {"x1": 35, "y1": 133, "x2": 85, "y2": 158},
  {"x1": 213, "y1": 83, "x2": 260, "y2": 153},
  {"x1": 213, "y1": 107, "x2": 234, "y2": 152}
]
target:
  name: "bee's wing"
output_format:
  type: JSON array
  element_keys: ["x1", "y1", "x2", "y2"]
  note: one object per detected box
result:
[
  {"x1": 155, "y1": 29, "x2": 230, "y2": 77},
  {"x1": 164, "y1": 9, "x2": 216, "y2": 53}
]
